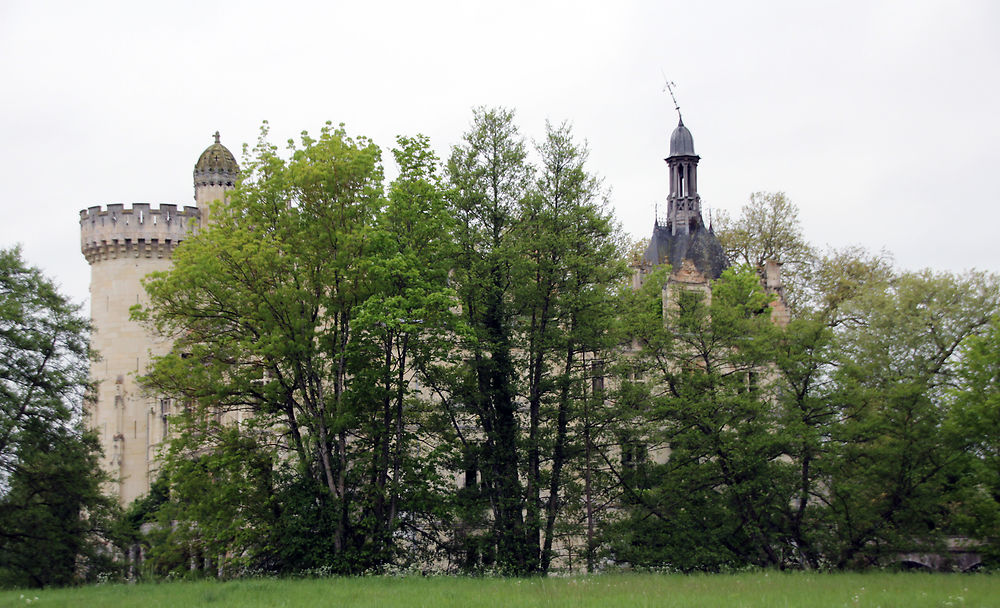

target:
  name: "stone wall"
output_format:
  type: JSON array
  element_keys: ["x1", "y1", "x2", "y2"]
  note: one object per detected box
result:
[{"x1": 80, "y1": 203, "x2": 199, "y2": 263}]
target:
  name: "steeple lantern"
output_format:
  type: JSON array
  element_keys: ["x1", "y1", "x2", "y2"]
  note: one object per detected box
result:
[
  {"x1": 664, "y1": 118, "x2": 702, "y2": 236},
  {"x1": 643, "y1": 109, "x2": 727, "y2": 281}
]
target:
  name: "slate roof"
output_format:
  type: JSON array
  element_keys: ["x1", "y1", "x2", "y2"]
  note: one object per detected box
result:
[
  {"x1": 669, "y1": 119, "x2": 696, "y2": 157},
  {"x1": 643, "y1": 221, "x2": 728, "y2": 280}
]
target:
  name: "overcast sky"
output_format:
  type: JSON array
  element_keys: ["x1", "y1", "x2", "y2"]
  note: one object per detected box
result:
[{"x1": 2, "y1": 0, "x2": 998, "y2": 308}]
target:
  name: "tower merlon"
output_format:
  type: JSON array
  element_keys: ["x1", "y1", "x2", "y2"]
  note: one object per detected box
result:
[{"x1": 80, "y1": 203, "x2": 201, "y2": 264}]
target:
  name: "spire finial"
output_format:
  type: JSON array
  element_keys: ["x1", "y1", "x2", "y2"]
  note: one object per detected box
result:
[
  {"x1": 213, "y1": 131, "x2": 221, "y2": 144},
  {"x1": 661, "y1": 73, "x2": 683, "y2": 124}
]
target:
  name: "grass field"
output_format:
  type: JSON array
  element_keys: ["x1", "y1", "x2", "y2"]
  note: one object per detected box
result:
[{"x1": 1, "y1": 572, "x2": 996, "y2": 608}]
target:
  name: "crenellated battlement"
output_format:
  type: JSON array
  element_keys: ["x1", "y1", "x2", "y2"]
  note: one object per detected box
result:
[{"x1": 80, "y1": 203, "x2": 201, "y2": 264}]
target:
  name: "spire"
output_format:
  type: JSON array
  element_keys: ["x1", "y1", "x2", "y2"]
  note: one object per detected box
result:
[
  {"x1": 663, "y1": 79, "x2": 695, "y2": 156},
  {"x1": 643, "y1": 96, "x2": 728, "y2": 280},
  {"x1": 643, "y1": 100, "x2": 728, "y2": 279},
  {"x1": 664, "y1": 116, "x2": 701, "y2": 235}
]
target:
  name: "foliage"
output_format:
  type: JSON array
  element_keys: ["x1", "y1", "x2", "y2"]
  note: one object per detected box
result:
[
  {"x1": 0, "y1": 246, "x2": 120, "y2": 588},
  {"x1": 123, "y1": 116, "x2": 1000, "y2": 578},
  {"x1": 609, "y1": 222, "x2": 1000, "y2": 570},
  {"x1": 608, "y1": 266, "x2": 790, "y2": 570},
  {"x1": 949, "y1": 314, "x2": 1000, "y2": 565},
  {"x1": 433, "y1": 109, "x2": 627, "y2": 574},
  {"x1": 136, "y1": 113, "x2": 628, "y2": 577},
  {"x1": 714, "y1": 192, "x2": 813, "y2": 307},
  {"x1": 766, "y1": 269, "x2": 996, "y2": 568},
  {"x1": 796, "y1": 245, "x2": 894, "y2": 324},
  {"x1": 135, "y1": 124, "x2": 458, "y2": 575},
  {"x1": 1, "y1": 246, "x2": 92, "y2": 483}
]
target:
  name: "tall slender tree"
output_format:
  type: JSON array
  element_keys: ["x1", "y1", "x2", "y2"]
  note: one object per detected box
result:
[
  {"x1": 519, "y1": 121, "x2": 625, "y2": 572},
  {"x1": 444, "y1": 107, "x2": 533, "y2": 572},
  {"x1": 438, "y1": 110, "x2": 626, "y2": 573}
]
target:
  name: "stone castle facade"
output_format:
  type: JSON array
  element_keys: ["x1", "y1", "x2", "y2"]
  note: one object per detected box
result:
[
  {"x1": 79, "y1": 133, "x2": 238, "y2": 505},
  {"x1": 81, "y1": 120, "x2": 784, "y2": 507}
]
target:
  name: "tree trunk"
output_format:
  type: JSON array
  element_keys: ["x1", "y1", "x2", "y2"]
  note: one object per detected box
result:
[{"x1": 541, "y1": 339, "x2": 574, "y2": 572}]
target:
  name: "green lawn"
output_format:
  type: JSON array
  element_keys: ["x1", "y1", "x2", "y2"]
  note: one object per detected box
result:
[{"x1": 1, "y1": 572, "x2": 996, "y2": 608}]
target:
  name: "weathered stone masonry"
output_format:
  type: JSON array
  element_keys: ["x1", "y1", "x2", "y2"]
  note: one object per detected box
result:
[{"x1": 80, "y1": 134, "x2": 238, "y2": 505}]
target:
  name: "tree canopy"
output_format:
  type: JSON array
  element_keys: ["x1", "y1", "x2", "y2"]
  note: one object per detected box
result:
[
  {"x1": 609, "y1": 215, "x2": 1000, "y2": 570},
  {"x1": 109, "y1": 120, "x2": 1000, "y2": 578}
]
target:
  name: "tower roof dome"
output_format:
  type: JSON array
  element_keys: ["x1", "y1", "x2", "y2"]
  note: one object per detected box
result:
[
  {"x1": 194, "y1": 131, "x2": 239, "y2": 188},
  {"x1": 669, "y1": 118, "x2": 696, "y2": 157},
  {"x1": 195, "y1": 131, "x2": 239, "y2": 174}
]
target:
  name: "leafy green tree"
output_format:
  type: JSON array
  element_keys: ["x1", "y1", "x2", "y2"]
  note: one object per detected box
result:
[
  {"x1": 137, "y1": 124, "x2": 457, "y2": 574},
  {"x1": 948, "y1": 313, "x2": 1000, "y2": 564},
  {"x1": 768, "y1": 315, "x2": 839, "y2": 568},
  {"x1": 0, "y1": 246, "x2": 119, "y2": 587},
  {"x1": 1, "y1": 246, "x2": 92, "y2": 486},
  {"x1": 348, "y1": 134, "x2": 463, "y2": 567},
  {"x1": 442, "y1": 107, "x2": 534, "y2": 573},
  {"x1": 714, "y1": 192, "x2": 813, "y2": 305},
  {"x1": 609, "y1": 265, "x2": 792, "y2": 570},
  {"x1": 815, "y1": 269, "x2": 1000, "y2": 567},
  {"x1": 435, "y1": 109, "x2": 626, "y2": 574},
  {"x1": 0, "y1": 422, "x2": 120, "y2": 587},
  {"x1": 685, "y1": 190, "x2": 1000, "y2": 569},
  {"x1": 797, "y1": 245, "x2": 894, "y2": 325},
  {"x1": 609, "y1": 264, "x2": 1000, "y2": 571},
  {"x1": 519, "y1": 121, "x2": 626, "y2": 572},
  {"x1": 762, "y1": 247, "x2": 891, "y2": 568}
]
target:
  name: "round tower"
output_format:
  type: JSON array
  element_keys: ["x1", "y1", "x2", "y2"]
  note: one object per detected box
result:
[
  {"x1": 80, "y1": 203, "x2": 200, "y2": 504},
  {"x1": 81, "y1": 133, "x2": 238, "y2": 505},
  {"x1": 194, "y1": 131, "x2": 239, "y2": 220}
]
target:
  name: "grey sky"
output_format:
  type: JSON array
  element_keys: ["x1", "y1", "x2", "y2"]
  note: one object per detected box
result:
[{"x1": 2, "y1": 0, "x2": 998, "y2": 308}]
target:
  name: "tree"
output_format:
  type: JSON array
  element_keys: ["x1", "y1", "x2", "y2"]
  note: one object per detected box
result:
[
  {"x1": 814, "y1": 269, "x2": 1000, "y2": 567},
  {"x1": 433, "y1": 109, "x2": 627, "y2": 574},
  {"x1": 714, "y1": 192, "x2": 813, "y2": 308},
  {"x1": 348, "y1": 134, "x2": 463, "y2": 567},
  {"x1": 715, "y1": 191, "x2": 811, "y2": 270},
  {"x1": 442, "y1": 107, "x2": 534, "y2": 573},
  {"x1": 609, "y1": 265, "x2": 793, "y2": 570},
  {"x1": 948, "y1": 313, "x2": 1000, "y2": 564},
  {"x1": 796, "y1": 245, "x2": 894, "y2": 325},
  {"x1": 609, "y1": 262, "x2": 1000, "y2": 570},
  {"x1": 763, "y1": 247, "x2": 893, "y2": 568},
  {"x1": 137, "y1": 124, "x2": 458, "y2": 574},
  {"x1": 0, "y1": 246, "x2": 119, "y2": 587},
  {"x1": 518, "y1": 121, "x2": 626, "y2": 572}
]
